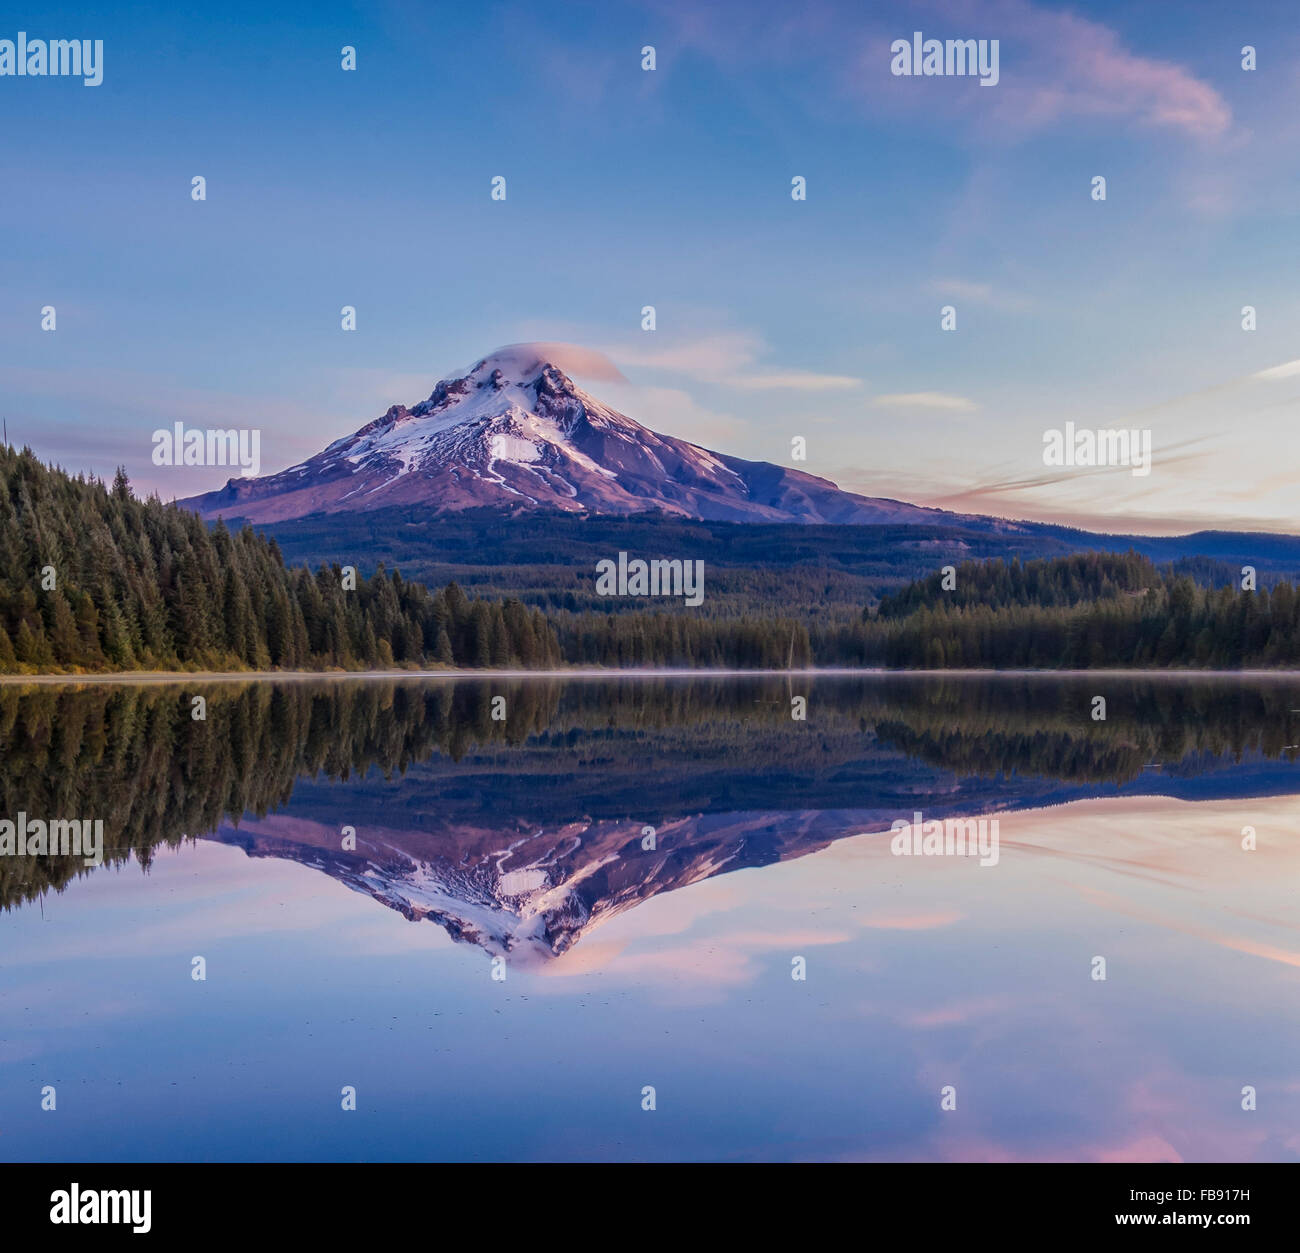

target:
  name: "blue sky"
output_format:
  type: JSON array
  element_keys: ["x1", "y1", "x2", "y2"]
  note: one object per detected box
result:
[{"x1": 3, "y1": 0, "x2": 1300, "y2": 532}]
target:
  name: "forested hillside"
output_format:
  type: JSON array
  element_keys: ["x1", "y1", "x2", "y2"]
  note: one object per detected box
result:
[
  {"x1": 3, "y1": 449, "x2": 1297, "y2": 673},
  {"x1": 868, "y1": 554, "x2": 1300, "y2": 668},
  {"x1": 0, "y1": 448, "x2": 560, "y2": 673},
  {"x1": 877, "y1": 552, "x2": 1165, "y2": 617}
]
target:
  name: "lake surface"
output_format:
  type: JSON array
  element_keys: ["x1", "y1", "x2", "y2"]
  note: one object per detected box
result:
[{"x1": 1, "y1": 673, "x2": 1298, "y2": 1161}]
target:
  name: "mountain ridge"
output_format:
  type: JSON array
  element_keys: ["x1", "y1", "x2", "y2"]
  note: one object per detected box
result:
[{"x1": 181, "y1": 345, "x2": 1019, "y2": 530}]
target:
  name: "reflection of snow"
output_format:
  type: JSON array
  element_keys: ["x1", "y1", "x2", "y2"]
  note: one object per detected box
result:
[{"x1": 498, "y1": 868, "x2": 548, "y2": 895}]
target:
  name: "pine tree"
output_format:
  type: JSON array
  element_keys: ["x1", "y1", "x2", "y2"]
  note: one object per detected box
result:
[{"x1": 14, "y1": 619, "x2": 40, "y2": 666}]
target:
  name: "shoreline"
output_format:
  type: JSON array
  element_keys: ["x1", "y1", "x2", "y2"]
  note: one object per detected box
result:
[{"x1": 2, "y1": 666, "x2": 1300, "y2": 686}]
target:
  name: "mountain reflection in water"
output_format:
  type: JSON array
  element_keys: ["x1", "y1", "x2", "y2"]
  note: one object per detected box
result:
[{"x1": 3, "y1": 674, "x2": 1298, "y2": 963}]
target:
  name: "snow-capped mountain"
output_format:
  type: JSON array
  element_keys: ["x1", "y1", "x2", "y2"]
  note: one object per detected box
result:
[
  {"x1": 207, "y1": 806, "x2": 887, "y2": 967},
  {"x1": 182, "y1": 344, "x2": 972, "y2": 526}
]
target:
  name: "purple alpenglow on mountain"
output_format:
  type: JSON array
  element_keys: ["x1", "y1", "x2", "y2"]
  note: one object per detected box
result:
[{"x1": 181, "y1": 344, "x2": 995, "y2": 528}]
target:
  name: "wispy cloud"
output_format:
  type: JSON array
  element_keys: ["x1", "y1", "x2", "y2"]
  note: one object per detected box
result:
[
  {"x1": 872, "y1": 391, "x2": 979, "y2": 413},
  {"x1": 1252, "y1": 358, "x2": 1300, "y2": 382},
  {"x1": 927, "y1": 437, "x2": 1213, "y2": 502},
  {"x1": 652, "y1": 0, "x2": 1232, "y2": 141},
  {"x1": 608, "y1": 330, "x2": 861, "y2": 391},
  {"x1": 862, "y1": 0, "x2": 1232, "y2": 141},
  {"x1": 998, "y1": 0, "x2": 1230, "y2": 138},
  {"x1": 731, "y1": 370, "x2": 860, "y2": 391},
  {"x1": 598, "y1": 382, "x2": 748, "y2": 445},
  {"x1": 928, "y1": 278, "x2": 1032, "y2": 312},
  {"x1": 0, "y1": 365, "x2": 339, "y2": 491}
]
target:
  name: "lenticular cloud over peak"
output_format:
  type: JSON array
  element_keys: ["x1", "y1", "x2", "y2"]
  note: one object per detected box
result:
[{"x1": 460, "y1": 342, "x2": 629, "y2": 386}]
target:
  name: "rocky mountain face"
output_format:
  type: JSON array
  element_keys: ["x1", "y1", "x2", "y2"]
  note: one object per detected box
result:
[{"x1": 181, "y1": 345, "x2": 995, "y2": 528}]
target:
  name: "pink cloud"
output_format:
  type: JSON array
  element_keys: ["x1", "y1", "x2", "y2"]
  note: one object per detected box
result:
[
  {"x1": 652, "y1": 0, "x2": 1232, "y2": 141},
  {"x1": 976, "y1": 0, "x2": 1232, "y2": 139},
  {"x1": 905, "y1": 995, "x2": 1011, "y2": 1027},
  {"x1": 859, "y1": 908, "x2": 964, "y2": 931}
]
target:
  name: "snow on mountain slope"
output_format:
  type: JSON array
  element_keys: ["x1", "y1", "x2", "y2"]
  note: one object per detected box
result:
[{"x1": 181, "y1": 345, "x2": 981, "y2": 527}]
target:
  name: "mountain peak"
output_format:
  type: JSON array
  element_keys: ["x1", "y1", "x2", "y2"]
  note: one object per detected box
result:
[
  {"x1": 458, "y1": 344, "x2": 574, "y2": 391},
  {"x1": 412, "y1": 345, "x2": 582, "y2": 421},
  {"x1": 182, "y1": 345, "x2": 970, "y2": 529}
]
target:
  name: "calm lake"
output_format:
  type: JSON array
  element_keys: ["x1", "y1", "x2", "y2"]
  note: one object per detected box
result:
[{"x1": 2, "y1": 673, "x2": 1298, "y2": 1162}]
